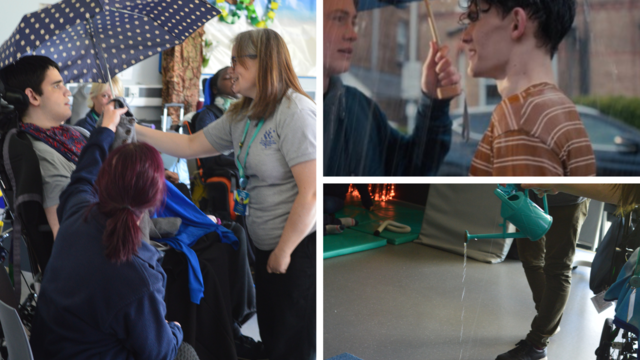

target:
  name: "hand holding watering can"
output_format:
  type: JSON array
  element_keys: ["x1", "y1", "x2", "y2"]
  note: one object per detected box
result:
[
  {"x1": 521, "y1": 184, "x2": 560, "y2": 198},
  {"x1": 465, "y1": 185, "x2": 553, "y2": 243}
]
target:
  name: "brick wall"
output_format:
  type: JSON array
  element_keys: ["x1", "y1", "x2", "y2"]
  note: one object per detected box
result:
[{"x1": 347, "y1": 0, "x2": 640, "y2": 129}]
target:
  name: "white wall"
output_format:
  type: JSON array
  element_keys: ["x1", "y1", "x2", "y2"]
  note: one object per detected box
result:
[{"x1": 0, "y1": 0, "x2": 55, "y2": 45}]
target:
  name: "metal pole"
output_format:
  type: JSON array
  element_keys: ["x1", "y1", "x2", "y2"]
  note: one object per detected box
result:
[{"x1": 88, "y1": 16, "x2": 115, "y2": 99}]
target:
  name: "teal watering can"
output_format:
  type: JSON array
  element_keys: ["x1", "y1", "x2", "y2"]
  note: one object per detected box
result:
[{"x1": 465, "y1": 185, "x2": 553, "y2": 243}]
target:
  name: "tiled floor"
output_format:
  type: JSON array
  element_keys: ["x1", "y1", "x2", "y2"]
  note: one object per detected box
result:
[{"x1": 324, "y1": 242, "x2": 612, "y2": 360}]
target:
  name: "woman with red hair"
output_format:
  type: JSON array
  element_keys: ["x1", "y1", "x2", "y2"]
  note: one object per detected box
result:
[{"x1": 30, "y1": 102, "x2": 193, "y2": 360}]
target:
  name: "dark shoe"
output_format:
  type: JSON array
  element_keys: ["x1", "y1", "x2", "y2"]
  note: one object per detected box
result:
[
  {"x1": 496, "y1": 340, "x2": 547, "y2": 360},
  {"x1": 235, "y1": 334, "x2": 267, "y2": 360}
]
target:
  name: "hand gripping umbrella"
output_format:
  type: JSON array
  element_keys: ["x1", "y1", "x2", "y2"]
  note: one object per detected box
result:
[
  {"x1": 359, "y1": 0, "x2": 461, "y2": 99},
  {"x1": 358, "y1": 0, "x2": 467, "y2": 137}
]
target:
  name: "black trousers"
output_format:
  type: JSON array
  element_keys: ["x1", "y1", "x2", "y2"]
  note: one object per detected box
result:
[{"x1": 255, "y1": 232, "x2": 316, "y2": 360}]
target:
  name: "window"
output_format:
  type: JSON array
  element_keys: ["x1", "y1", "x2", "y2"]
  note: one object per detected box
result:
[
  {"x1": 396, "y1": 21, "x2": 408, "y2": 65},
  {"x1": 479, "y1": 78, "x2": 500, "y2": 106}
]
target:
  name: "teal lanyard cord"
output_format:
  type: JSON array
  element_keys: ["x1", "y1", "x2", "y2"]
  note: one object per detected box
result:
[
  {"x1": 89, "y1": 110, "x2": 99, "y2": 123},
  {"x1": 235, "y1": 118, "x2": 264, "y2": 189}
]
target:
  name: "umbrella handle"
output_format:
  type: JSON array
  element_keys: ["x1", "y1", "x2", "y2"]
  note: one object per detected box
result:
[
  {"x1": 424, "y1": 0, "x2": 461, "y2": 100},
  {"x1": 110, "y1": 98, "x2": 125, "y2": 109},
  {"x1": 436, "y1": 85, "x2": 462, "y2": 100}
]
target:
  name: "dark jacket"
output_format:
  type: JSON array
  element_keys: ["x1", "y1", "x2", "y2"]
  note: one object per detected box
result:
[
  {"x1": 75, "y1": 109, "x2": 100, "y2": 134},
  {"x1": 195, "y1": 104, "x2": 224, "y2": 133},
  {"x1": 324, "y1": 76, "x2": 452, "y2": 176},
  {"x1": 30, "y1": 127, "x2": 183, "y2": 360}
]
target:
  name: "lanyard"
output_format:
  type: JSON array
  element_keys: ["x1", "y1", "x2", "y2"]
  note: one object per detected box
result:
[
  {"x1": 89, "y1": 110, "x2": 100, "y2": 123},
  {"x1": 236, "y1": 118, "x2": 264, "y2": 189}
]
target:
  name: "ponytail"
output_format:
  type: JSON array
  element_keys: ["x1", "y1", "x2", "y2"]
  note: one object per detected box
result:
[
  {"x1": 94, "y1": 143, "x2": 166, "y2": 263},
  {"x1": 103, "y1": 208, "x2": 142, "y2": 264}
]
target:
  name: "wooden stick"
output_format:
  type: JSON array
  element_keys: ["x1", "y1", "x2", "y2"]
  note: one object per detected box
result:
[
  {"x1": 423, "y1": 0, "x2": 440, "y2": 45},
  {"x1": 423, "y1": 0, "x2": 461, "y2": 99}
]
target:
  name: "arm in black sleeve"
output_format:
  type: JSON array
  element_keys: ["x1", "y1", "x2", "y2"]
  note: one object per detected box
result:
[
  {"x1": 383, "y1": 93, "x2": 452, "y2": 176},
  {"x1": 57, "y1": 127, "x2": 114, "y2": 222}
]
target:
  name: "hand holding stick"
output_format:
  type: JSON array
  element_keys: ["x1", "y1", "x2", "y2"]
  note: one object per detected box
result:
[{"x1": 424, "y1": 0, "x2": 461, "y2": 99}]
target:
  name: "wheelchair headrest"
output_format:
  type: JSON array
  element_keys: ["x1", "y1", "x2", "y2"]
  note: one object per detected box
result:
[{"x1": 0, "y1": 79, "x2": 29, "y2": 114}]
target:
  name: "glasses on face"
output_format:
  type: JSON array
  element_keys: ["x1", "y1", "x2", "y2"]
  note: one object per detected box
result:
[
  {"x1": 458, "y1": 2, "x2": 489, "y2": 26},
  {"x1": 231, "y1": 54, "x2": 258, "y2": 69}
]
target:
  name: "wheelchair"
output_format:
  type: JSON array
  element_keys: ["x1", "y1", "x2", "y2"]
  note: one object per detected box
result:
[
  {"x1": 596, "y1": 317, "x2": 638, "y2": 360},
  {"x1": 0, "y1": 116, "x2": 54, "y2": 358}
]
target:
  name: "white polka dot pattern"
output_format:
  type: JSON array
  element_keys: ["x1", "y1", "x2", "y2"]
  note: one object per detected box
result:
[{"x1": 0, "y1": 0, "x2": 220, "y2": 83}]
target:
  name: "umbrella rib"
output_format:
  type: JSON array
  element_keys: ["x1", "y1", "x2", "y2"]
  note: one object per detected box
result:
[
  {"x1": 87, "y1": 16, "x2": 115, "y2": 95},
  {"x1": 110, "y1": 7, "x2": 147, "y2": 18}
]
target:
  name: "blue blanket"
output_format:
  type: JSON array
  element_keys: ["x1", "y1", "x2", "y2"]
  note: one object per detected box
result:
[{"x1": 154, "y1": 180, "x2": 238, "y2": 304}]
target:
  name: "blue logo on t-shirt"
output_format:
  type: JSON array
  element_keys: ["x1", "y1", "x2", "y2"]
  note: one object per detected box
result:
[{"x1": 260, "y1": 128, "x2": 277, "y2": 149}]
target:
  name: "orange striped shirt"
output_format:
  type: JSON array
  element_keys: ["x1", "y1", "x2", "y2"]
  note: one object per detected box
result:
[{"x1": 469, "y1": 83, "x2": 596, "y2": 176}]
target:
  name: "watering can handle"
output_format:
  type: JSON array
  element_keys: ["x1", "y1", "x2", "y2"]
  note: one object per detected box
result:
[
  {"x1": 524, "y1": 188, "x2": 549, "y2": 215},
  {"x1": 493, "y1": 188, "x2": 518, "y2": 211}
]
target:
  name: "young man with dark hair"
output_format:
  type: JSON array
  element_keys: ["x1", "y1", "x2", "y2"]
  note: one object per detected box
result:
[
  {"x1": 459, "y1": 3, "x2": 594, "y2": 359},
  {"x1": 461, "y1": 0, "x2": 595, "y2": 176},
  {"x1": 0, "y1": 55, "x2": 76, "y2": 238},
  {"x1": 323, "y1": 0, "x2": 461, "y2": 176}
]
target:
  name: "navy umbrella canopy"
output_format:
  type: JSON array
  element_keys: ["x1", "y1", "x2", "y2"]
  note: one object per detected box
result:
[
  {"x1": 0, "y1": 0, "x2": 220, "y2": 84},
  {"x1": 358, "y1": 0, "x2": 424, "y2": 11}
]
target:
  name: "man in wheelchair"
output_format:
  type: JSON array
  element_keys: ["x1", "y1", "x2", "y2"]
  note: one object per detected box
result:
[
  {"x1": 0, "y1": 56, "x2": 78, "y2": 239},
  {"x1": 0, "y1": 55, "x2": 263, "y2": 360}
]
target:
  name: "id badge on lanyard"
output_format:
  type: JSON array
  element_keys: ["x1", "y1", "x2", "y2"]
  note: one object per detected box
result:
[
  {"x1": 233, "y1": 189, "x2": 250, "y2": 216},
  {"x1": 233, "y1": 118, "x2": 264, "y2": 216}
]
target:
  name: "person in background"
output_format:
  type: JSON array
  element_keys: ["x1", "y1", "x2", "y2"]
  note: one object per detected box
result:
[
  {"x1": 75, "y1": 76, "x2": 124, "y2": 133},
  {"x1": 195, "y1": 66, "x2": 239, "y2": 132},
  {"x1": 191, "y1": 66, "x2": 239, "y2": 183}
]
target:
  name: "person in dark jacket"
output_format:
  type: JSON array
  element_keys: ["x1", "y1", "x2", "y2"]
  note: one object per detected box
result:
[
  {"x1": 192, "y1": 67, "x2": 240, "y2": 182},
  {"x1": 30, "y1": 102, "x2": 188, "y2": 360},
  {"x1": 75, "y1": 76, "x2": 124, "y2": 133}
]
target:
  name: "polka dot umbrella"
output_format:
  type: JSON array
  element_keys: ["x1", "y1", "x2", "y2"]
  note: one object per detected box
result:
[{"x1": 0, "y1": 0, "x2": 220, "y2": 89}]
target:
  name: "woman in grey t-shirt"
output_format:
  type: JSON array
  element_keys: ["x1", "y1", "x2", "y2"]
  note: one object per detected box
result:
[{"x1": 136, "y1": 28, "x2": 316, "y2": 360}]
